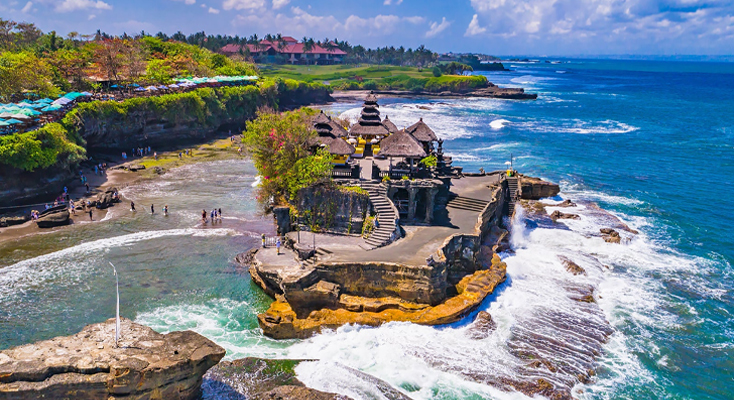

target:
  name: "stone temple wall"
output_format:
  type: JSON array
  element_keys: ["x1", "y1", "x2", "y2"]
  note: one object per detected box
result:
[{"x1": 294, "y1": 184, "x2": 370, "y2": 235}]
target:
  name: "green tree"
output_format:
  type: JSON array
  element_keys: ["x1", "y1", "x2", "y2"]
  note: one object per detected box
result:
[
  {"x1": 0, "y1": 51, "x2": 60, "y2": 100},
  {"x1": 145, "y1": 59, "x2": 175, "y2": 83},
  {"x1": 242, "y1": 108, "x2": 331, "y2": 208}
]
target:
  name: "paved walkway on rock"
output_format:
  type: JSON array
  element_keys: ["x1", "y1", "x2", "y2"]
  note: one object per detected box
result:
[{"x1": 319, "y1": 174, "x2": 502, "y2": 266}]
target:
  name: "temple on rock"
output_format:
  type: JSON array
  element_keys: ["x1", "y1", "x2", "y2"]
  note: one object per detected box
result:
[{"x1": 244, "y1": 91, "x2": 561, "y2": 340}]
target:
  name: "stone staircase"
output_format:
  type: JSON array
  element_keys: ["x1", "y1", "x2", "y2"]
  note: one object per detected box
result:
[
  {"x1": 446, "y1": 194, "x2": 489, "y2": 213},
  {"x1": 360, "y1": 182, "x2": 398, "y2": 250},
  {"x1": 303, "y1": 247, "x2": 333, "y2": 267},
  {"x1": 506, "y1": 176, "x2": 519, "y2": 215}
]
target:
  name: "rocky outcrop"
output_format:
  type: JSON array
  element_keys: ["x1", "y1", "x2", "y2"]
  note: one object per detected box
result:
[
  {"x1": 0, "y1": 317, "x2": 225, "y2": 399},
  {"x1": 96, "y1": 187, "x2": 120, "y2": 209},
  {"x1": 0, "y1": 216, "x2": 27, "y2": 228},
  {"x1": 0, "y1": 165, "x2": 76, "y2": 208},
  {"x1": 255, "y1": 255, "x2": 506, "y2": 339},
  {"x1": 518, "y1": 176, "x2": 560, "y2": 200},
  {"x1": 35, "y1": 209, "x2": 70, "y2": 228},
  {"x1": 550, "y1": 210, "x2": 580, "y2": 221},
  {"x1": 203, "y1": 357, "x2": 411, "y2": 400},
  {"x1": 559, "y1": 256, "x2": 586, "y2": 276},
  {"x1": 601, "y1": 228, "x2": 621, "y2": 243},
  {"x1": 465, "y1": 311, "x2": 497, "y2": 340}
]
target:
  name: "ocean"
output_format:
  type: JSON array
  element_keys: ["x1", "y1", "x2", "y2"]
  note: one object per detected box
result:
[{"x1": 1, "y1": 59, "x2": 732, "y2": 399}]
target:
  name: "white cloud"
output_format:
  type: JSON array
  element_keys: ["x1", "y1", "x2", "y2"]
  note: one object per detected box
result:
[
  {"x1": 21, "y1": 1, "x2": 32, "y2": 13},
  {"x1": 171, "y1": 0, "x2": 196, "y2": 4},
  {"x1": 272, "y1": 0, "x2": 289, "y2": 10},
  {"x1": 88, "y1": 13, "x2": 96, "y2": 20},
  {"x1": 467, "y1": 0, "x2": 734, "y2": 53},
  {"x1": 425, "y1": 17, "x2": 450, "y2": 38},
  {"x1": 465, "y1": 14, "x2": 486, "y2": 36},
  {"x1": 208, "y1": 6, "x2": 219, "y2": 13},
  {"x1": 383, "y1": 0, "x2": 403, "y2": 4},
  {"x1": 403, "y1": 16, "x2": 425, "y2": 25},
  {"x1": 223, "y1": 0, "x2": 265, "y2": 11},
  {"x1": 55, "y1": 0, "x2": 112, "y2": 12}
]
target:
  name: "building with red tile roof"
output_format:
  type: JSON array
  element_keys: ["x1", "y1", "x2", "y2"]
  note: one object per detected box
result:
[{"x1": 221, "y1": 39, "x2": 346, "y2": 65}]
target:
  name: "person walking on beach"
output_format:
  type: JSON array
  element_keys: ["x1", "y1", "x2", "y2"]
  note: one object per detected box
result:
[
  {"x1": 131, "y1": 201, "x2": 136, "y2": 212},
  {"x1": 163, "y1": 205, "x2": 168, "y2": 216},
  {"x1": 276, "y1": 237, "x2": 282, "y2": 255},
  {"x1": 202, "y1": 209, "x2": 208, "y2": 223},
  {"x1": 261, "y1": 233, "x2": 266, "y2": 248},
  {"x1": 85, "y1": 182, "x2": 90, "y2": 194},
  {"x1": 88, "y1": 209, "x2": 93, "y2": 221},
  {"x1": 154, "y1": 152, "x2": 157, "y2": 160},
  {"x1": 150, "y1": 204, "x2": 155, "y2": 214},
  {"x1": 70, "y1": 201, "x2": 76, "y2": 215}
]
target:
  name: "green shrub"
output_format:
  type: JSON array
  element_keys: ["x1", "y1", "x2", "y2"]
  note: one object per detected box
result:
[
  {"x1": 432, "y1": 66, "x2": 442, "y2": 77},
  {"x1": 0, "y1": 123, "x2": 85, "y2": 171}
]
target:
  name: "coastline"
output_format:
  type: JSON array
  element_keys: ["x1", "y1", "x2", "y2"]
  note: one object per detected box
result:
[
  {"x1": 329, "y1": 86, "x2": 537, "y2": 102},
  {"x1": 0, "y1": 137, "x2": 243, "y2": 245}
]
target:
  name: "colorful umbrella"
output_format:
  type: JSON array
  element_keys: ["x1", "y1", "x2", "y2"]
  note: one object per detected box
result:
[{"x1": 4, "y1": 119, "x2": 24, "y2": 124}]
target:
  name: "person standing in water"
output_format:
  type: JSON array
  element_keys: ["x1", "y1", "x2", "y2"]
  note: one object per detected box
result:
[
  {"x1": 218, "y1": 208, "x2": 222, "y2": 221},
  {"x1": 131, "y1": 201, "x2": 136, "y2": 212},
  {"x1": 202, "y1": 209, "x2": 207, "y2": 222},
  {"x1": 150, "y1": 204, "x2": 154, "y2": 214},
  {"x1": 163, "y1": 205, "x2": 168, "y2": 216}
]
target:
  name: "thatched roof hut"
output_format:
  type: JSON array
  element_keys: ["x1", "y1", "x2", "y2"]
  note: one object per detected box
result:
[
  {"x1": 406, "y1": 117, "x2": 438, "y2": 143},
  {"x1": 382, "y1": 115, "x2": 398, "y2": 134},
  {"x1": 328, "y1": 119, "x2": 348, "y2": 138},
  {"x1": 378, "y1": 129, "x2": 427, "y2": 159},
  {"x1": 325, "y1": 137, "x2": 356, "y2": 155},
  {"x1": 349, "y1": 91, "x2": 388, "y2": 137},
  {"x1": 312, "y1": 110, "x2": 347, "y2": 138}
]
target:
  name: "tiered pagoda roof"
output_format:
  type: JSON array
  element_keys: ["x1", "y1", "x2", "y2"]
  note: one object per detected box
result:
[
  {"x1": 349, "y1": 91, "x2": 389, "y2": 137},
  {"x1": 310, "y1": 111, "x2": 354, "y2": 155}
]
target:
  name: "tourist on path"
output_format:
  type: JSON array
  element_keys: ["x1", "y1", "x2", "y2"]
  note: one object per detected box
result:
[{"x1": 276, "y1": 237, "x2": 282, "y2": 255}]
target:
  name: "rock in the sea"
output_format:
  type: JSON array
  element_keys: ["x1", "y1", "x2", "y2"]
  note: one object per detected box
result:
[
  {"x1": 35, "y1": 209, "x2": 70, "y2": 228},
  {"x1": 556, "y1": 199, "x2": 576, "y2": 207},
  {"x1": 128, "y1": 164, "x2": 146, "y2": 172},
  {"x1": 550, "y1": 210, "x2": 580, "y2": 221},
  {"x1": 204, "y1": 357, "x2": 412, "y2": 400},
  {"x1": 519, "y1": 176, "x2": 560, "y2": 200},
  {"x1": 601, "y1": 228, "x2": 621, "y2": 244},
  {"x1": 465, "y1": 311, "x2": 497, "y2": 340},
  {"x1": 0, "y1": 317, "x2": 225, "y2": 400},
  {"x1": 559, "y1": 256, "x2": 586, "y2": 276},
  {"x1": 96, "y1": 187, "x2": 120, "y2": 209},
  {"x1": 0, "y1": 216, "x2": 27, "y2": 228}
]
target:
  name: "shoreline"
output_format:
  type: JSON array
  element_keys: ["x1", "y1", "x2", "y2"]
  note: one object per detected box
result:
[
  {"x1": 329, "y1": 86, "x2": 537, "y2": 102},
  {"x1": 0, "y1": 137, "x2": 243, "y2": 245}
]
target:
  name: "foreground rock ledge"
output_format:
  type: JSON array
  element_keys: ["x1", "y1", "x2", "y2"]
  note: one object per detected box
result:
[
  {"x1": 0, "y1": 318, "x2": 225, "y2": 400},
  {"x1": 256, "y1": 254, "x2": 507, "y2": 339}
]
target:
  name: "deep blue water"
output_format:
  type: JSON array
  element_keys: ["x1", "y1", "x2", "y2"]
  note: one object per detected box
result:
[
  {"x1": 1, "y1": 59, "x2": 732, "y2": 400},
  {"x1": 324, "y1": 59, "x2": 734, "y2": 399}
]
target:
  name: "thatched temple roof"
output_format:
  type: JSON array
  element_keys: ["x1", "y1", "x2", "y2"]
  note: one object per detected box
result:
[
  {"x1": 378, "y1": 129, "x2": 427, "y2": 158},
  {"x1": 382, "y1": 115, "x2": 398, "y2": 134},
  {"x1": 406, "y1": 117, "x2": 438, "y2": 143},
  {"x1": 325, "y1": 137, "x2": 355, "y2": 155}
]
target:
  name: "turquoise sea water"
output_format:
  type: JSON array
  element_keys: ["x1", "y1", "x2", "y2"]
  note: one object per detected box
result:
[{"x1": 1, "y1": 59, "x2": 732, "y2": 399}]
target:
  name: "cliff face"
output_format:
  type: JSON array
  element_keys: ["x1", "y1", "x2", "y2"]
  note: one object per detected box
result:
[
  {"x1": 0, "y1": 165, "x2": 76, "y2": 208},
  {"x1": 0, "y1": 317, "x2": 225, "y2": 400},
  {"x1": 295, "y1": 184, "x2": 370, "y2": 235}
]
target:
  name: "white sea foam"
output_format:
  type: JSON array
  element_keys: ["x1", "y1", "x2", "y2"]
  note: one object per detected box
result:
[
  {"x1": 251, "y1": 175, "x2": 262, "y2": 188},
  {"x1": 490, "y1": 119, "x2": 511, "y2": 129},
  {"x1": 0, "y1": 228, "x2": 240, "y2": 302}
]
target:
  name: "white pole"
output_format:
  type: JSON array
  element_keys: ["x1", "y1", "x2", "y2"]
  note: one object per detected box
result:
[{"x1": 109, "y1": 262, "x2": 120, "y2": 347}]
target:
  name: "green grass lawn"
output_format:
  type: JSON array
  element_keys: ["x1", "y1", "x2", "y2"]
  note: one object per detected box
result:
[
  {"x1": 259, "y1": 64, "x2": 434, "y2": 84},
  {"x1": 259, "y1": 64, "x2": 489, "y2": 93}
]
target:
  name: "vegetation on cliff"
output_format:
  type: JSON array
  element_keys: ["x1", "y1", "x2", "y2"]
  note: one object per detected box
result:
[
  {"x1": 242, "y1": 108, "x2": 333, "y2": 210},
  {"x1": 0, "y1": 79, "x2": 329, "y2": 172}
]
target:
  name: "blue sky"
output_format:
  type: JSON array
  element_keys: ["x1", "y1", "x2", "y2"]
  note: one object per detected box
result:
[{"x1": 1, "y1": 0, "x2": 732, "y2": 55}]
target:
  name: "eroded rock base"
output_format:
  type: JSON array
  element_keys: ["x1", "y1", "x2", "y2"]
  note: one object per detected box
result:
[{"x1": 0, "y1": 317, "x2": 225, "y2": 400}]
